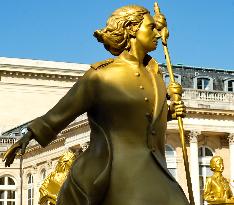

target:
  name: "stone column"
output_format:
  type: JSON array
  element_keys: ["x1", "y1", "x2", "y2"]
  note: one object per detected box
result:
[
  {"x1": 189, "y1": 130, "x2": 201, "y2": 205},
  {"x1": 229, "y1": 134, "x2": 234, "y2": 182}
]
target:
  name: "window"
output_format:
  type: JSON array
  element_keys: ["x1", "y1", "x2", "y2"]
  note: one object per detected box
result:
[
  {"x1": 27, "y1": 174, "x2": 34, "y2": 205},
  {"x1": 224, "y1": 79, "x2": 234, "y2": 92},
  {"x1": 165, "y1": 144, "x2": 177, "y2": 179},
  {"x1": 194, "y1": 77, "x2": 213, "y2": 90},
  {"x1": 0, "y1": 176, "x2": 16, "y2": 205},
  {"x1": 164, "y1": 74, "x2": 181, "y2": 87},
  {"x1": 198, "y1": 146, "x2": 214, "y2": 205}
]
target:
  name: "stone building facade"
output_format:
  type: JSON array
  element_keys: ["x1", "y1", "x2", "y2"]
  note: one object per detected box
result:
[{"x1": 0, "y1": 57, "x2": 233, "y2": 205}]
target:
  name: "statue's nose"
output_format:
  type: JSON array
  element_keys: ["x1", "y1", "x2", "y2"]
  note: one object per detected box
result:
[{"x1": 155, "y1": 29, "x2": 161, "y2": 39}]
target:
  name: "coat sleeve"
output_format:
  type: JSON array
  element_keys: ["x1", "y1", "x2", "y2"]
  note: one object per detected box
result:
[{"x1": 27, "y1": 68, "x2": 98, "y2": 147}]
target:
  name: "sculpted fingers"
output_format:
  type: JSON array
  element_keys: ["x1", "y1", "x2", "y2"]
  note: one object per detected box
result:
[
  {"x1": 170, "y1": 100, "x2": 186, "y2": 119},
  {"x1": 3, "y1": 144, "x2": 21, "y2": 167},
  {"x1": 4, "y1": 131, "x2": 33, "y2": 167},
  {"x1": 174, "y1": 101, "x2": 186, "y2": 118}
]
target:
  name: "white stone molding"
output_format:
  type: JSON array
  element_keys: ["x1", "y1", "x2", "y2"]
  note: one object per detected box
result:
[
  {"x1": 189, "y1": 130, "x2": 201, "y2": 205},
  {"x1": 46, "y1": 160, "x2": 53, "y2": 169},
  {"x1": 0, "y1": 57, "x2": 90, "y2": 76},
  {"x1": 189, "y1": 130, "x2": 201, "y2": 143}
]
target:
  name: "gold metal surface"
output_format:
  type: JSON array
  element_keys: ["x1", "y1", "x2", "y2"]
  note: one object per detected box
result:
[
  {"x1": 204, "y1": 156, "x2": 234, "y2": 205},
  {"x1": 38, "y1": 151, "x2": 76, "y2": 205},
  {"x1": 154, "y1": 3, "x2": 195, "y2": 205},
  {"x1": 4, "y1": 3, "x2": 189, "y2": 205}
]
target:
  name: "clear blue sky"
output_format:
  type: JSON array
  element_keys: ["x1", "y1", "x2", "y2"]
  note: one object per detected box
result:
[{"x1": 0, "y1": 1, "x2": 234, "y2": 70}]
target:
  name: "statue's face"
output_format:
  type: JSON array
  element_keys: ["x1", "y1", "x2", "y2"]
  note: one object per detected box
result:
[
  {"x1": 135, "y1": 13, "x2": 160, "y2": 53},
  {"x1": 214, "y1": 158, "x2": 224, "y2": 172}
]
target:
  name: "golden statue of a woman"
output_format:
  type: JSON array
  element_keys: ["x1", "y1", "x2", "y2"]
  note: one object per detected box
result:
[
  {"x1": 204, "y1": 156, "x2": 234, "y2": 205},
  {"x1": 3, "y1": 3, "x2": 188, "y2": 205}
]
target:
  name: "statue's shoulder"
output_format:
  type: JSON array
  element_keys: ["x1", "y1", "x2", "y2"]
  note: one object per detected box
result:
[
  {"x1": 91, "y1": 58, "x2": 115, "y2": 70},
  {"x1": 206, "y1": 176, "x2": 213, "y2": 182}
]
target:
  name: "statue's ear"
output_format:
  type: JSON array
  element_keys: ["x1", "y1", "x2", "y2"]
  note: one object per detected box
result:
[{"x1": 125, "y1": 23, "x2": 138, "y2": 38}]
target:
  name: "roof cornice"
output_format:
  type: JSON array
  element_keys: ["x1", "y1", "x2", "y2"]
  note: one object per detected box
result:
[
  {"x1": 187, "y1": 107, "x2": 234, "y2": 117},
  {"x1": 0, "y1": 57, "x2": 90, "y2": 77}
]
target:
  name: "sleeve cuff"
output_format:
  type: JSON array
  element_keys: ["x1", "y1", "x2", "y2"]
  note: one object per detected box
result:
[{"x1": 27, "y1": 117, "x2": 57, "y2": 147}]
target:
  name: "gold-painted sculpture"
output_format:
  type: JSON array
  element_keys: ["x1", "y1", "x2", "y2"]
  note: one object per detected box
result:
[
  {"x1": 3, "y1": 3, "x2": 189, "y2": 205},
  {"x1": 204, "y1": 156, "x2": 234, "y2": 205},
  {"x1": 38, "y1": 150, "x2": 76, "y2": 205}
]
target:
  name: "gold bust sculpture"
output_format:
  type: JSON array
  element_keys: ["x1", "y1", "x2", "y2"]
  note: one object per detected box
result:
[
  {"x1": 38, "y1": 150, "x2": 76, "y2": 205},
  {"x1": 204, "y1": 156, "x2": 234, "y2": 204}
]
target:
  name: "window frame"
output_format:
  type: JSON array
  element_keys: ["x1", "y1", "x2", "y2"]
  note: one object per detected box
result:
[
  {"x1": 198, "y1": 146, "x2": 214, "y2": 205},
  {"x1": 163, "y1": 73, "x2": 182, "y2": 87},
  {"x1": 0, "y1": 176, "x2": 17, "y2": 205},
  {"x1": 165, "y1": 144, "x2": 177, "y2": 179},
  {"x1": 224, "y1": 78, "x2": 234, "y2": 92},
  {"x1": 27, "y1": 174, "x2": 34, "y2": 205},
  {"x1": 194, "y1": 76, "x2": 213, "y2": 90}
]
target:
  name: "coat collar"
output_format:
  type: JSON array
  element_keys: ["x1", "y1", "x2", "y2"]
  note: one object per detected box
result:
[{"x1": 117, "y1": 50, "x2": 159, "y2": 71}]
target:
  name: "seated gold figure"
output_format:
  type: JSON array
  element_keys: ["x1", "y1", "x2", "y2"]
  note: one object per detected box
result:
[
  {"x1": 38, "y1": 150, "x2": 76, "y2": 205},
  {"x1": 204, "y1": 156, "x2": 234, "y2": 205}
]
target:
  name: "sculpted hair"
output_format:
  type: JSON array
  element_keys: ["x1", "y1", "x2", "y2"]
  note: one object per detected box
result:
[
  {"x1": 210, "y1": 156, "x2": 222, "y2": 171},
  {"x1": 94, "y1": 5, "x2": 149, "y2": 56}
]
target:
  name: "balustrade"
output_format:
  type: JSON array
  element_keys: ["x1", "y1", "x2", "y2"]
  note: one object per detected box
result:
[{"x1": 182, "y1": 88, "x2": 234, "y2": 103}]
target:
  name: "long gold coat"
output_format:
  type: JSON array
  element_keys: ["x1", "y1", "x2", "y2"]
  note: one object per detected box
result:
[{"x1": 28, "y1": 51, "x2": 189, "y2": 205}]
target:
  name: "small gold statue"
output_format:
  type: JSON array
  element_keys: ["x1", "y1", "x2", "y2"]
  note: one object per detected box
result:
[
  {"x1": 204, "y1": 156, "x2": 234, "y2": 205},
  {"x1": 38, "y1": 150, "x2": 76, "y2": 205}
]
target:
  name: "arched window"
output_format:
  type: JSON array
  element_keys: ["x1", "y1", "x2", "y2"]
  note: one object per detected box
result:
[
  {"x1": 27, "y1": 174, "x2": 34, "y2": 205},
  {"x1": 163, "y1": 73, "x2": 181, "y2": 87},
  {"x1": 198, "y1": 146, "x2": 214, "y2": 205},
  {"x1": 0, "y1": 176, "x2": 17, "y2": 205},
  {"x1": 194, "y1": 76, "x2": 213, "y2": 90},
  {"x1": 224, "y1": 79, "x2": 234, "y2": 92},
  {"x1": 165, "y1": 144, "x2": 177, "y2": 179}
]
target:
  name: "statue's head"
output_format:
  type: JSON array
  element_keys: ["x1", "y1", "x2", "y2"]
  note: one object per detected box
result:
[
  {"x1": 210, "y1": 156, "x2": 224, "y2": 172},
  {"x1": 56, "y1": 150, "x2": 76, "y2": 172},
  {"x1": 94, "y1": 5, "x2": 150, "y2": 56}
]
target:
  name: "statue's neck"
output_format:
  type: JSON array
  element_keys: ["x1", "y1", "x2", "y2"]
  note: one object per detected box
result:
[
  {"x1": 213, "y1": 172, "x2": 222, "y2": 178},
  {"x1": 129, "y1": 39, "x2": 147, "y2": 65}
]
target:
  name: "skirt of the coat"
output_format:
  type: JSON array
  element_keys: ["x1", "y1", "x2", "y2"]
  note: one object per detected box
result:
[{"x1": 56, "y1": 151, "x2": 189, "y2": 205}]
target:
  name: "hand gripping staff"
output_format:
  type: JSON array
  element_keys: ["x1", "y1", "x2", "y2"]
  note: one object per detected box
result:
[{"x1": 154, "y1": 3, "x2": 195, "y2": 205}]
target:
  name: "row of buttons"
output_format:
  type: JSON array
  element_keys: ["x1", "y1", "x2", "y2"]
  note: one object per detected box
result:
[
  {"x1": 135, "y1": 72, "x2": 149, "y2": 103},
  {"x1": 134, "y1": 71, "x2": 155, "y2": 135}
]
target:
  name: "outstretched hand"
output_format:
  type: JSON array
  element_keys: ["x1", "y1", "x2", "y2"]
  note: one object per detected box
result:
[{"x1": 3, "y1": 131, "x2": 33, "y2": 167}]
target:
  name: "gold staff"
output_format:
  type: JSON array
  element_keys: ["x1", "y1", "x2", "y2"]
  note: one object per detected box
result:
[{"x1": 154, "y1": 3, "x2": 195, "y2": 205}]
